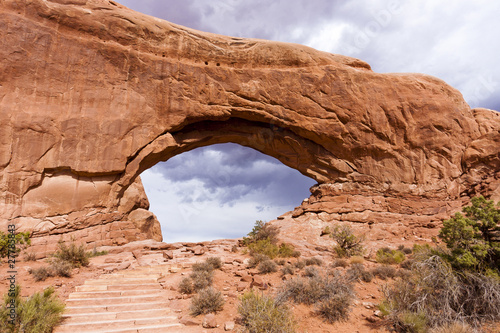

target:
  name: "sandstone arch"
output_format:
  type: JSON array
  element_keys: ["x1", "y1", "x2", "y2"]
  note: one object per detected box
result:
[{"x1": 0, "y1": 0, "x2": 499, "y2": 255}]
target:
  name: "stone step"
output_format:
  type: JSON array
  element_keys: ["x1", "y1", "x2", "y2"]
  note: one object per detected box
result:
[
  {"x1": 65, "y1": 302, "x2": 171, "y2": 314},
  {"x1": 66, "y1": 294, "x2": 166, "y2": 306},
  {"x1": 84, "y1": 278, "x2": 159, "y2": 285},
  {"x1": 98, "y1": 273, "x2": 163, "y2": 279},
  {"x1": 69, "y1": 289, "x2": 160, "y2": 298},
  {"x1": 76, "y1": 283, "x2": 162, "y2": 292},
  {"x1": 54, "y1": 318, "x2": 182, "y2": 333},
  {"x1": 62, "y1": 309, "x2": 174, "y2": 323}
]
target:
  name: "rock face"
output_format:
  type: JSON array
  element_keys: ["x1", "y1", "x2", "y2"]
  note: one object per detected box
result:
[{"x1": 0, "y1": 0, "x2": 499, "y2": 255}]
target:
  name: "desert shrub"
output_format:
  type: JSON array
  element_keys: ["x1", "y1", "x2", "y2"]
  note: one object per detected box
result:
[
  {"x1": 305, "y1": 257, "x2": 323, "y2": 266},
  {"x1": 31, "y1": 266, "x2": 53, "y2": 282},
  {"x1": 381, "y1": 255, "x2": 500, "y2": 330},
  {"x1": 248, "y1": 239, "x2": 280, "y2": 259},
  {"x1": 303, "y1": 266, "x2": 320, "y2": 278},
  {"x1": 321, "y1": 226, "x2": 331, "y2": 236},
  {"x1": 316, "y1": 293, "x2": 352, "y2": 323},
  {"x1": 429, "y1": 322, "x2": 473, "y2": 333},
  {"x1": 371, "y1": 265, "x2": 397, "y2": 280},
  {"x1": 278, "y1": 243, "x2": 298, "y2": 258},
  {"x1": 238, "y1": 290, "x2": 295, "y2": 333},
  {"x1": 178, "y1": 277, "x2": 194, "y2": 294},
  {"x1": 205, "y1": 256, "x2": 223, "y2": 270},
  {"x1": 331, "y1": 259, "x2": 349, "y2": 268},
  {"x1": 88, "y1": 248, "x2": 108, "y2": 257},
  {"x1": 53, "y1": 239, "x2": 89, "y2": 267},
  {"x1": 400, "y1": 259, "x2": 415, "y2": 270},
  {"x1": 346, "y1": 263, "x2": 373, "y2": 283},
  {"x1": 190, "y1": 270, "x2": 214, "y2": 291},
  {"x1": 281, "y1": 264, "x2": 295, "y2": 276},
  {"x1": 291, "y1": 250, "x2": 302, "y2": 258},
  {"x1": 330, "y1": 224, "x2": 364, "y2": 257},
  {"x1": 247, "y1": 253, "x2": 270, "y2": 269},
  {"x1": 243, "y1": 220, "x2": 279, "y2": 245},
  {"x1": 258, "y1": 260, "x2": 278, "y2": 274},
  {"x1": 277, "y1": 274, "x2": 354, "y2": 308},
  {"x1": 0, "y1": 231, "x2": 31, "y2": 259},
  {"x1": 376, "y1": 248, "x2": 406, "y2": 264},
  {"x1": 191, "y1": 261, "x2": 214, "y2": 273},
  {"x1": 23, "y1": 251, "x2": 37, "y2": 262},
  {"x1": 439, "y1": 196, "x2": 500, "y2": 274},
  {"x1": 274, "y1": 258, "x2": 286, "y2": 266},
  {"x1": 231, "y1": 245, "x2": 239, "y2": 253},
  {"x1": 189, "y1": 287, "x2": 225, "y2": 316},
  {"x1": 398, "y1": 244, "x2": 413, "y2": 255},
  {"x1": 49, "y1": 259, "x2": 72, "y2": 278},
  {"x1": 0, "y1": 286, "x2": 65, "y2": 333},
  {"x1": 349, "y1": 255, "x2": 364, "y2": 264},
  {"x1": 294, "y1": 259, "x2": 306, "y2": 270}
]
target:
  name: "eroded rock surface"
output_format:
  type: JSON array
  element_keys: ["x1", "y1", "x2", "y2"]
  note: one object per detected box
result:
[{"x1": 0, "y1": 0, "x2": 499, "y2": 255}]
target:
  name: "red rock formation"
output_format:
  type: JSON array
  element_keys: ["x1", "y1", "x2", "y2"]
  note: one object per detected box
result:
[{"x1": 0, "y1": 0, "x2": 498, "y2": 255}]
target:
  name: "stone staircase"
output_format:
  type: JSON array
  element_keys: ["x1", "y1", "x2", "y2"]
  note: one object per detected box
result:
[{"x1": 54, "y1": 265, "x2": 184, "y2": 333}]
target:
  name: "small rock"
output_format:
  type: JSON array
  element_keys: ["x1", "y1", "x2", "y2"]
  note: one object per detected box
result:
[
  {"x1": 234, "y1": 270, "x2": 246, "y2": 277},
  {"x1": 193, "y1": 246, "x2": 205, "y2": 256},
  {"x1": 180, "y1": 316, "x2": 199, "y2": 326},
  {"x1": 362, "y1": 302, "x2": 375, "y2": 309},
  {"x1": 116, "y1": 262, "x2": 131, "y2": 270},
  {"x1": 202, "y1": 314, "x2": 217, "y2": 328},
  {"x1": 374, "y1": 310, "x2": 383, "y2": 317},
  {"x1": 365, "y1": 315, "x2": 378, "y2": 323},
  {"x1": 163, "y1": 250, "x2": 174, "y2": 260},
  {"x1": 237, "y1": 282, "x2": 248, "y2": 292},
  {"x1": 252, "y1": 276, "x2": 264, "y2": 287},
  {"x1": 224, "y1": 321, "x2": 235, "y2": 331},
  {"x1": 131, "y1": 250, "x2": 143, "y2": 259},
  {"x1": 240, "y1": 275, "x2": 252, "y2": 283},
  {"x1": 233, "y1": 258, "x2": 244, "y2": 264}
]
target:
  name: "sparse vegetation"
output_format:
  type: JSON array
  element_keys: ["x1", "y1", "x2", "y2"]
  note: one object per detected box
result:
[
  {"x1": 31, "y1": 266, "x2": 53, "y2": 282},
  {"x1": 238, "y1": 290, "x2": 296, "y2": 333},
  {"x1": 346, "y1": 263, "x2": 373, "y2": 282},
  {"x1": 316, "y1": 292, "x2": 353, "y2": 323},
  {"x1": 330, "y1": 224, "x2": 364, "y2": 258},
  {"x1": 376, "y1": 247, "x2": 406, "y2": 264},
  {"x1": 305, "y1": 257, "x2": 323, "y2": 266},
  {"x1": 179, "y1": 277, "x2": 194, "y2": 294},
  {"x1": 303, "y1": 266, "x2": 320, "y2": 278},
  {"x1": 331, "y1": 259, "x2": 349, "y2": 268},
  {"x1": 281, "y1": 264, "x2": 295, "y2": 276},
  {"x1": 243, "y1": 220, "x2": 298, "y2": 259},
  {"x1": 247, "y1": 253, "x2": 270, "y2": 269},
  {"x1": 258, "y1": 260, "x2": 278, "y2": 274},
  {"x1": 0, "y1": 286, "x2": 65, "y2": 333},
  {"x1": 349, "y1": 255, "x2": 364, "y2": 265},
  {"x1": 205, "y1": 256, "x2": 223, "y2": 270},
  {"x1": 371, "y1": 265, "x2": 397, "y2": 280},
  {"x1": 23, "y1": 251, "x2": 37, "y2": 262},
  {"x1": 0, "y1": 231, "x2": 31, "y2": 259},
  {"x1": 189, "y1": 287, "x2": 225, "y2": 316},
  {"x1": 294, "y1": 259, "x2": 306, "y2": 270},
  {"x1": 53, "y1": 239, "x2": 89, "y2": 268},
  {"x1": 190, "y1": 270, "x2": 214, "y2": 291}
]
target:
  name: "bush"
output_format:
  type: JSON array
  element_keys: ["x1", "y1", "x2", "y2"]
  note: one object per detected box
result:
[
  {"x1": 429, "y1": 322, "x2": 473, "y2": 333},
  {"x1": 190, "y1": 270, "x2": 213, "y2": 291},
  {"x1": 258, "y1": 260, "x2": 278, "y2": 274},
  {"x1": 398, "y1": 244, "x2": 413, "y2": 255},
  {"x1": 346, "y1": 263, "x2": 373, "y2": 283},
  {"x1": 50, "y1": 259, "x2": 72, "y2": 278},
  {"x1": 303, "y1": 266, "x2": 320, "y2": 278},
  {"x1": 205, "y1": 257, "x2": 223, "y2": 270},
  {"x1": 294, "y1": 259, "x2": 306, "y2": 270},
  {"x1": 400, "y1": 259, "x2": 415, "y2": 270},
  {"x1": 316, "y1": 293, "x2": 352, "y2": 323},
  {"x1": 381, "y1": 255, "x2": 500, "y2": 330},
  {"x1": 376, "y1": 248, "x2": 406, "y2": 264},
  {"x1": 330, "y1": 224, "x2": 364, "y2": 257},
  {"x1": 248, "y1": 239, "x2": 280, "y2": 259},
  {"x1": 178, "y1": 277, "x2": 194, "y2": 294},
  {"x1": 243, "y1": 220, "x2": 279, "y2": 245},
  {"x1": 331, "y1": 259, "x2": 349, "y2": 268},
  {"x1": 53, "y1": 239, "x2": 89, "y2": 267},
  {"x1": 88, "y1": 248, "x2": 108, "y2": 257},
  {"x1": 281, "y1": 264, "x2": 295, "y2": 276},
  {"x1": 247, "y1": 254, "x2": 270, "y2": 269},
  {"x1": 305, "y1": 257, "x2": 323, "y2": 266},
  {"x1": 439, "y1": 196, "x2": 500, "y2": 274},
  {"x1": 0, "y1": 286, "x2": 65, "y2": 333},
  {"x1": 23, "y1": 251, "x2": 37, "y2": 262},
  {"x1": 31, "y1": 266, "x2": 53, "y2": 282},
  {"x1": 371, "y1": 265, "x2": 397, "y2": 280},
  {"x1": 0, "y1": 231, "x2": 31, "y2": 259},
  {"x1": 238, "y1": 290, "x2": 295, "y2": 333},
  {"x1": 349, "y1": 255, "x2": 364, "y2": 264},
  {"x1": 274, "y1": 258, "x2": 286, "y2": 266},
  {"x1": 189, "y1": 287, "x2": 225, "y2": 316},
  {"x1": 278, "y1": 243, "x2": 299, "y2": 258},
  {"x1": 191, "y1": 261, "x2": 214, "y2": 273}
]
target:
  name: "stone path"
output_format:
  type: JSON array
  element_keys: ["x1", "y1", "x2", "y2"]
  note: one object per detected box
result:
[{"x1": 54, "y1": 265, "x2": 185, "y2": 333}]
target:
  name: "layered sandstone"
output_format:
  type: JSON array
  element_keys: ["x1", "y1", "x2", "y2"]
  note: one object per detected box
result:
[{"x1": 0, "y1": 0, "x2": 499, "y2": 255}]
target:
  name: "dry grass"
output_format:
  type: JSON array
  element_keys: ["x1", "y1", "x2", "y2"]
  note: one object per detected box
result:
[{"x1": 189, "y1": 287, "x2": 225, "y2": 316}]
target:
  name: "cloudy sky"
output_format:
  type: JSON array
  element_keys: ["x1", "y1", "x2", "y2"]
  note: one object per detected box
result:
[{"x1": 117, "y1": 0, "x2": 500, "y2": 242}]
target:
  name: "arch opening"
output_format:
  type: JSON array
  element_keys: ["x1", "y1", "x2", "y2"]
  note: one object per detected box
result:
[{"x1": 140, "y1": 143, "x2": 316, "y2": 242}]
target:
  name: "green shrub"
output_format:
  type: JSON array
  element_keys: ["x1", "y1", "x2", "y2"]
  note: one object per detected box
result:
[
  {"x1": 278, "y1": 243, "x2": 299, "y2": 258},
  {"x1": 88, "y1": 248, "x2": 108, "y2": 257},
  {"x1": 247, "y1": 253, "x2": 270, "y2": 269},
  {"x1": 398, "y1": 244, "x2": 413, "y2": 255},
  {"x1": 189, "y1": 270, "x2": 213, "y2": 291},
  {"x1": 305, "y1": 257, "x2": 323, "y2": 266},
  {"x1": 257, "y1": 260, "x2": 278, "y2": 274},
  {"x1": 53, "y1": 239, "x2": 89, "y2": 267},
  {"x1": 0, "y1": 286, "x2": 65, "y2": 333},
  {"x1": 393, "y1": 311, "x2": 428, "y2": 333},
  {"x1": 243, "y1": 220, "x2": 279, "y2": 245},
  {"x1": 179, "y1": 277, "x2": 194, "y2": 294},
  {"x1": 238, "y1": 290, "x2": 295, "y2": 333},
  {"x1": 376, "y1": 248, "x2": 406, "y2": 264},
  {"x1": 189, "y1": 287, "x2": 225, "y2": 316},
  {"x1": 439, "y1": 196, "x2": 499, "y2": 274},
  {"x1": 50, "y1": 259, "x2": 72, "y2": 278},
  {"x1": 248, "y1": 239, "x2": 280, "y2": 258},
  {"x1": 330, "y1": 224, "x2": 364, "y2": 258},
  {"x1": 0, "y1": 231, "x2": 31, "y2": 259}
]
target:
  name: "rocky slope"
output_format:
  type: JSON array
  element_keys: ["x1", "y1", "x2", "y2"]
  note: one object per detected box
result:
[{"x1": 0, "y1": 0, "x2": 499, "y2": 254}]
